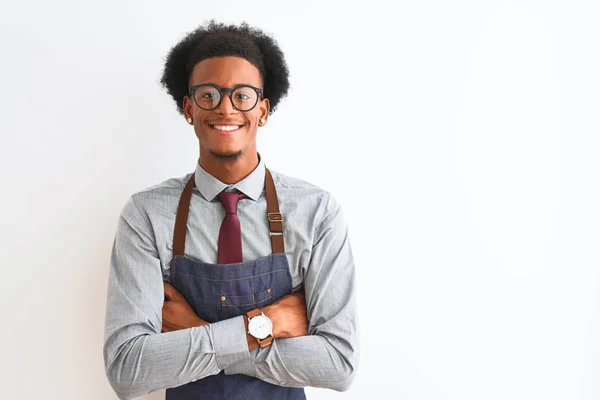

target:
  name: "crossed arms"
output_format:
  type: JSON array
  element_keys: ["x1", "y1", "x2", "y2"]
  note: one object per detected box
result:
[{"x1": 103, "y1": 195, "x2": 358, "y2": 399}]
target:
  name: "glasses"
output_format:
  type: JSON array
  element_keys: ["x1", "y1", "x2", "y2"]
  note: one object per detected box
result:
[{"x1": 188, "y1": 84, "x2": 264, "y2": 112}]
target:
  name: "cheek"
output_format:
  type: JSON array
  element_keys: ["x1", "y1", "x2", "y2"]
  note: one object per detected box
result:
[
  {"x1": 247, "y1": 111, "x2": 261, "y2": 125},
  {"x1": 194, "y1": 109, "x2": 209, "y2": 121}
]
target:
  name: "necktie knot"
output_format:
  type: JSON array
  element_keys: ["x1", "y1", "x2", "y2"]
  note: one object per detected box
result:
[{"x1": 217, "y1": 191, "x2": 245, "y2": 215}]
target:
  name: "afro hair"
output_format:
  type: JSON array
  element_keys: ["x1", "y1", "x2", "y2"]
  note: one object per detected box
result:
[{"x1": 160, "y1": 20, "x2": 290, "y2": 115}]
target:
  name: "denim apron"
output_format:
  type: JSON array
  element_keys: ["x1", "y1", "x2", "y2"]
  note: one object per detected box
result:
[{"x1": 165, "y1": 168, "x2": 306, "y2": 400}]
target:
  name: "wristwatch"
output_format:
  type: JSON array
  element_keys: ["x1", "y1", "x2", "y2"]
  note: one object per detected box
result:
[{"x1": 246, "y1": 309, "x2": 274, "y2": 348}]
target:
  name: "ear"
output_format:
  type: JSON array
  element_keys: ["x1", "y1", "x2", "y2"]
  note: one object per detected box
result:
[
  {"x1": 183, "y1": 96, "x2": 193, "y2": 121},
  {"x1": 259, "y1": 98, "x2": 270, "y2": 123}
]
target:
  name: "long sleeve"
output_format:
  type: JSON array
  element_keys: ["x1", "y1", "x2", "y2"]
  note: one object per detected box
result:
[
  {"x1": 103, "y1": 197, "x2": 250, "y2": 400},
  {"x1": 225, "y1": 193, "x2": 359, "y2": 391}
]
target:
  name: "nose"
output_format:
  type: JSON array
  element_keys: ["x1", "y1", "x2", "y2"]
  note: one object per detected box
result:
[{"x1": 215, "y1": 92, "x2": 237, "y2": 115}]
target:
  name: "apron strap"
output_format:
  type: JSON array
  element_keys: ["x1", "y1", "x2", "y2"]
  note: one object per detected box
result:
[
  {"x1": 172, "y1": 173, "x2": 196, "y2": 257},
  {"x1": 172, "y1": 167, "x2": 284, "y2": 257},
  {"x1": 265, "y1": 168, "x2": 285, "y2": 254}
]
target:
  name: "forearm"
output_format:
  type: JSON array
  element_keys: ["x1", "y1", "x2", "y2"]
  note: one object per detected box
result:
[
  {"x1": 225, "y1": 333, "x2": 357, "y2": 391},
  {"x1": 104, "y1": 317, "x2": 249, "y2": 400},
  {"x1": 225, "y1": 292, "x2": 358, "y2": 390}
]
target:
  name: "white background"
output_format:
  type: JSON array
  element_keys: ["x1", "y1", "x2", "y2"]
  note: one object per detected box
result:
[{"x1": 1, "y1": 0, "x2": 599, "y2": 399}]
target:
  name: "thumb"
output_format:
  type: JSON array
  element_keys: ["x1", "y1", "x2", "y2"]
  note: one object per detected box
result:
[{"x1": 164, "y1": 282, "x2": 184, "y2": 301}]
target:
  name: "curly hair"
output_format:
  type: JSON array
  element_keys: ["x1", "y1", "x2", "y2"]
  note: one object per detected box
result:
[{"x1": 160, "y1": 20, "x2": 290, "y2": 115}]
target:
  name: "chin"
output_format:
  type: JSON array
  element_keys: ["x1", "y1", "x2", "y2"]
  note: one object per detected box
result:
[{"x1": 210, "y1": 149, "x2": 243, "y2": 161}]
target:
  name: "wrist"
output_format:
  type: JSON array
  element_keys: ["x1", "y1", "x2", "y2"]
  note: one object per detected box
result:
[{"x1": 246, "y1": 308, "x2": 274, "y2": 349}]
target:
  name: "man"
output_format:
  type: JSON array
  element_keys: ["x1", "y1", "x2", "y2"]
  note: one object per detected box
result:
[{"x1": 103, "y1": 20, "x2": 358, "y2": 400}]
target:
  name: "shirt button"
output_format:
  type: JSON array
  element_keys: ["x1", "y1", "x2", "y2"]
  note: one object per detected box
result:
[{"x1": 220, "y1": 296, "x2": 226, "y2": 302}]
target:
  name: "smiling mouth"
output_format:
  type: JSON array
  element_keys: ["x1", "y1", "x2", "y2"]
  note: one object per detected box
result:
[{"x1": 208, "y1": 124, "x2": 244, "y2": 132}]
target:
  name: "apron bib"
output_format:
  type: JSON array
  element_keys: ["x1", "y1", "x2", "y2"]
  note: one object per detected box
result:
[{"x1": 165, "y1": 168, "x2": 306, "y2": 400}]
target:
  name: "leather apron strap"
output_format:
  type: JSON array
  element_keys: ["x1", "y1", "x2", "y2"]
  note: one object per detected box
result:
[
  {"x1": 172, "y1": 167, "x2": 284, "y2": 257},
  {"x1": 264, "y1": 168, "x2": 284, "y2": 254}
]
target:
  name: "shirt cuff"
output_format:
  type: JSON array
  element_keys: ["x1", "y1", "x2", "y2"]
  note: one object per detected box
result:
[
  {"x1": 210, "y1": 316, "x2": 251, "y2": 370},
  {"x1": 224, "y1": 348, "x2": 257, "y2": 376}
]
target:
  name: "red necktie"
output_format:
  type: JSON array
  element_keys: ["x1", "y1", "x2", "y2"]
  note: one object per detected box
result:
[{"x1": 217, "y1": 191, "x2": 245, "y2": 264}]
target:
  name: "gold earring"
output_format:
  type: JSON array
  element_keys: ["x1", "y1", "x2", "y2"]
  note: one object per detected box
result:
[
  {"x1": 259, "y1": 118, "x2": 266, "y2": 125},
  {"x1": 187, "y1": 117, "x2": 193, "y2": 124}
]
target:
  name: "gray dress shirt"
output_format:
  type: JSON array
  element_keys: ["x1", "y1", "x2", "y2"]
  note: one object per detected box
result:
[{"x1": 103, "y1": 156, "x2": 358, "y2": 400}]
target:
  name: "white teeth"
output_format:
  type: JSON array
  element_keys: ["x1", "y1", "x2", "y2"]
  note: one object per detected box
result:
[{"x1": 213, "y1": 125, "x2": 241, "y2": 131}]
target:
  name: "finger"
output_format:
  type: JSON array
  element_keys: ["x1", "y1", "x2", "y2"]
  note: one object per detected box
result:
[
  {"x1": 161, "y1": 322, "x2": 173, "y2": 333},
  {"x1": 163, "y1": 282, "x2": 174, "y2": 301},
  {"x1": 163, "y1": 282, "x2": 184, "y2": 301},
  {"x1": 162, "y1": 304, "x2": 174, "y2": 332}
]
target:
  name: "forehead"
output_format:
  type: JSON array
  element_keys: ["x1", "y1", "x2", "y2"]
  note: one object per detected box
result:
[{"x1": 189, "y1": 56, "x2": 262, "y2": 87}]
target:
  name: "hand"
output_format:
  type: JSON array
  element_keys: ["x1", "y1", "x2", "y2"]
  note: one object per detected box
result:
[
  {"x1": 262, "y1": 290, "x2": 308, "y2": 339},
  {"x1": 162, "y1": 282, "x2": 207, "y2": 332}
]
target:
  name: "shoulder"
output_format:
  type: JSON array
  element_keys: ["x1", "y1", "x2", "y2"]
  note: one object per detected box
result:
[
  {"x1": 270, "y1": 169, "x2": 322, "y2": 192},
  {"x1": 270, "y1": 169, "x2": 331, "y2": 200},
  {"x1": 269, "y1": 169, "x2": 342, "y2": 220},
  {"x1": 121, "y1": 173, "x2": 192, "y2": 220}
]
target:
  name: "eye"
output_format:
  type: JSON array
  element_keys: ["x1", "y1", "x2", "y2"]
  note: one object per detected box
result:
[{"x1": 234, "y1": 92, "x2": 251, "y2": 100}]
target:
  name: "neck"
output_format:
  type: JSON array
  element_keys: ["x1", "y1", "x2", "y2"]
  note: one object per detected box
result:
[{"x1": 199, "y1": 148, "x2": 259, "y2": 184}]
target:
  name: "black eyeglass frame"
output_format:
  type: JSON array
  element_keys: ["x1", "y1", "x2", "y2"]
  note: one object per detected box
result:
[{"x1": 188, "y1": 83, "x2": 264, "y2": 112}]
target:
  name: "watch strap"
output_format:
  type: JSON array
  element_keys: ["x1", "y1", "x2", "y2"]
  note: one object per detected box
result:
[{"x1": 258, "y1": 336, "x2": 273, "y2": 348}]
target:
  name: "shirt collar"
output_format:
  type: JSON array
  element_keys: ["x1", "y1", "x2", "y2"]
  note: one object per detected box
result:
[{"x1": 194, "y1": 154, "x2": 265, "y2": 202}]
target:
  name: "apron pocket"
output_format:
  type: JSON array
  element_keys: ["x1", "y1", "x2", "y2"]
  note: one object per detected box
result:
[{"x1": 219, "y1": 288, "x2": 273, "y2": 319}]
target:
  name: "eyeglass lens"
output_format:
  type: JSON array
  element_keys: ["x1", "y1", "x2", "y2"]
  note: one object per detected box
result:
[{"x1": 194, "y1": 86, "x2": 258, "y2": 111}]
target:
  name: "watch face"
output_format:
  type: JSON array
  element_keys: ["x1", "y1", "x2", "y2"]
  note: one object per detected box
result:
[{"x1": 248, "y1": 314, "x2": 272, "y2": 340}]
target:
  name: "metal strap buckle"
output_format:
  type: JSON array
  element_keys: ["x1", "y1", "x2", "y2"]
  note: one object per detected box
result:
[{"x1": 267, "y1": 212, "x2": 283, "y2": 222}]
